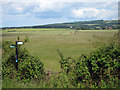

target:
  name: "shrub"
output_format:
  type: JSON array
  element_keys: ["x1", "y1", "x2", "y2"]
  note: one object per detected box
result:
[
  {"x1": 58, "y1": 42, "x2": 120, "y2": 88},
  {"x1": 85, "y1": 43, "x2": 120, "y2": 81},
  {"x1": 75, "y1": 55, "x2": 90, "y2": 84},
  {"x1": 58, "y1": 49, "x2": 73, "y2": 73},
  {"x1": 75, "y1": 43, "x2": 120, "y2": 87},
  {"x1": 2, "y1": 41, "x2": 44, "y2": 82}
]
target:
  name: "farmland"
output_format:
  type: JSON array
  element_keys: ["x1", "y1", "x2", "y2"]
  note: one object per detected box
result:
[
  {"x1": 2, "y1": 28, "x2": 118, "y2": 72},
  {"x1": 2, "y1": 1, "x2": 119, "y2": 88}
]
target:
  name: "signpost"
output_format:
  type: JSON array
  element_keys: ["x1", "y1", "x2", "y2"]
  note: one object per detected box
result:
[
  {"x1": 10, "y1": 41, "x2": 23, "y2": 70},
  {"x1": 10, "y1": 45, "x2": 16, "y2": 48},
  {"x1": 17, "y1": 41, "x2": 24, "y2": 45}
]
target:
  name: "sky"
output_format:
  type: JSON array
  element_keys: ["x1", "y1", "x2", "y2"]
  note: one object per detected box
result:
[{"x1": 0, "y1": 0, "x2": 119, "y2": 27}]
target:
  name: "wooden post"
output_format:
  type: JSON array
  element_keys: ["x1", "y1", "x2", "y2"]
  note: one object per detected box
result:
[{"x1": 15, "y1": 41, "x2": 18, "y2": 70}]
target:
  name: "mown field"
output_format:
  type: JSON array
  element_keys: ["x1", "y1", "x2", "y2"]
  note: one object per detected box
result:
[{"x1": 2, "y1": 28, "x2": 118, "y2": 72}]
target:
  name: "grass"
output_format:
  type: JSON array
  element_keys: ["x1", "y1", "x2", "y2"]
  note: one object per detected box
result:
[
  {"x1": 83, "y1": 24, "x2": 100, "y2": 25},
  {"x1": 2, "y1": 29, "x2": 118, "y2": 72},
  {"x1": 4, "y1": 28, "x2": 70, "y2": 32}
]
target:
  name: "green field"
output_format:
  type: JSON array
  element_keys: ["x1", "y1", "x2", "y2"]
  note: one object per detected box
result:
[{"x1": 2, "y1": 29, "x2": 118, "y2": 72}]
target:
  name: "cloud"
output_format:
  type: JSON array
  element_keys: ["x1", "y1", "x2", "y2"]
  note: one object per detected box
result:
[
  {"x1": 72, "y1": 8, "x2": 98, "y2": 18},
  {"x1": 1, "y1": 1, "x2": 118, "y2": 27},
  {"x1": 2, "y1": 1, "x2": 68, "y2": 15},
  {"x1": 2, "y1": 12, "x2": 72, "y2": 27},
  {"x1": 72, "y1": 7, "x2": 117, "y2": 19},
  {"x1": 1, "y1": 0, "x2": 119, "y2": 3},
  {"x1": 32, "y1": 2, "x2": 67, "y2": 13},
  {"x1": 102, "y1": 2, "x2": 113, "y2": 7},
  {"x1": 2, "y1": 1, "x2": 70, "y2": 19},
  {"x1": 2, "y1": 2, "x2": 36, "y2": 14},
  {"x1": 2, "y1": 1, "x2": 118, "y2": 15}
]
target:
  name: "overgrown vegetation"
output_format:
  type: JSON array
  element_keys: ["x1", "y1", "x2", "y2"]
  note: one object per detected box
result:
[
  {"x1": 2, "y1": 33, "x2": 120, "y2": 88},
  {"x1": 54, "y1": 33, "x2": 120, "y2": 88},
  {"x1": 2, "y1": 40, "x2": 45, "y2": 83}
]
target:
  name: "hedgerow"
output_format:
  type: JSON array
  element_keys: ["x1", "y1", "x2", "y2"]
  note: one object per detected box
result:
[
  {"x1": 2, "y1": 41, "x2": 45, "y2": 82},
  {"x1": 58, "y1": 34, "x2": 120, "y2": 88},
  {"x1": 76, "y1": 43, "x2": 120, "y2": 88}
]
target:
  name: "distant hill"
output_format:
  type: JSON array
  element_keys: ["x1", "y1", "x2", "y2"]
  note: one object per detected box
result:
[{"x1": 2, "y1": 20, "x2": 118, "y2": 30}]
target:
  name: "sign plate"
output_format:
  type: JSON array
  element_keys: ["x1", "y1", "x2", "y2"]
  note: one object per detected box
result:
[
  {"x1": 17, "y1": 41, "x2": 23, "y2": 45},
  {"x1": 10, "y1": 45, "x2": 16, "y2": 48}
]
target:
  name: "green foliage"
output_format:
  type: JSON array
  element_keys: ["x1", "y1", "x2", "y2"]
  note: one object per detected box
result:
[
  {"x1": 2, "y1": 41, "x2": 44, "y2": 82},
  {"x1": 76, "y1": 27, "x2": 80, "y2": 30},
  {"x1": 2, "y1": 41, "x2": 14, "y2": 60},
  {"x1": 75, "y1": 43, "x2": 120, "y2": 88},
  {"x1": 17, "y1": 35, "x2": 20, "y2": 41},
  {"x1": 52, "y1": 33, "x2": 120, "y2": 88},
  {"x1": 58, "y1": 49, "x2": 75, "y2": 73},
  {"x1": 57, "y1": 42, "x2": 120, "y2": 88},
  {"x1": 86, "y1": 43, "x2": 120, "y2": 81},
  {"x1": 75, "y1": 55, "x2": 90, "y2": 84},
  {"x1": 18, "y1": 50, "x2": 44, "y2": 81},
  {"x1": 50, "y1": 70, "x2": 76, "y2": 88},
  {"x1": 24, "y1": 35, "x2": 29, "y2": 43}
]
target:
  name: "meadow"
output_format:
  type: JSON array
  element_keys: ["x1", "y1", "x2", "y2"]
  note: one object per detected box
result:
[{"x1": 2, "y1": 28, "x2": 118, "y2": 72}]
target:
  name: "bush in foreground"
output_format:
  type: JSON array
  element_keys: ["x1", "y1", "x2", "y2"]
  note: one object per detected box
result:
[
  {"x1": 2, "y1": 41, "x2": 45, "y2": 82},
  {"x1": 57, "y1": 43, "x2": 120, "y2": 88}
]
